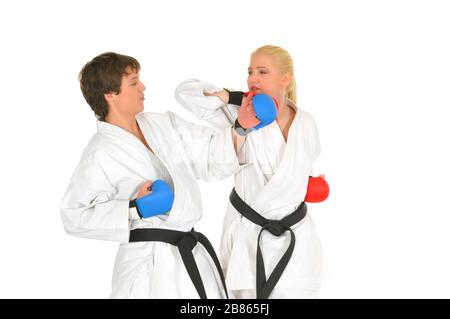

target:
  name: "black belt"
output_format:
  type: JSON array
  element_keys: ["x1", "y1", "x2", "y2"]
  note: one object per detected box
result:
[
  {"x1": 129, "y1": 228, "x2": 228, "y2": 299},
  {"x1": 229, "y1": 188, "x2": 307, "y2": 299}
]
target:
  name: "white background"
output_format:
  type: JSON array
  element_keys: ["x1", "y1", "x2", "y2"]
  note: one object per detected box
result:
[{"x1": 1, "y1": 0, "x2": 449, "y2": 298}]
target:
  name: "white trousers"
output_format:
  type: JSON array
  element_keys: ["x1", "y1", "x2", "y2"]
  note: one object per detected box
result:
[{"x1": 232, "y1": 287, "x2": 319, "y2": 299}]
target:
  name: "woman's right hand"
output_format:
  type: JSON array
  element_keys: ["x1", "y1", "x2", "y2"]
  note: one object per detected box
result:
[
  {"x1": 237, "y1": 94, "x2": 261, "y2": 129},
  {"x1": 137, "y1": 180, "x2": 153, "y2": 199}
]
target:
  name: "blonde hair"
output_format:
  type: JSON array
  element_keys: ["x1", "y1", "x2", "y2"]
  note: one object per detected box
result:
[{"x1": 252, "y1": 45, "x2": 297, "y2": 104}]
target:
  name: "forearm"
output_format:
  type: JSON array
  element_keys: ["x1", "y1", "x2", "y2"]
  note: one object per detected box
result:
[
  {"x1": 224, "y1": 89, "x2": 244, "y2": 106},
  {"x1": 175, "y1": 79, "x2": 241, "y2": 128},
  {"x1": 61, "y1": 198, "x2": 131, "y2": 242},
  {"x1": 232, "y1": 127, "x2": 247, "y2": 154},
  {"x1": 175, "y1": 79, "x2": 225, "y2": 117},
  {"x1": 198, "y1": 127, "x2": 240, "y2": 181}
]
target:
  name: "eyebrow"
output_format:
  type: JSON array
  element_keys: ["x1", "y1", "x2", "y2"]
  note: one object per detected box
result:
[
  {"x1": 248, "y1": 66, "x2": 269, "y2": 70},
  {"x1": 129, "y1": 75, "x2": 139, "y2": 81}
]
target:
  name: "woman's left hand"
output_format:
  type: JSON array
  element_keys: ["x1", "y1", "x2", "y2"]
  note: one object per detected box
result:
[{"x1": 203, "y1": 89, "x2": 229, "y2": 104}]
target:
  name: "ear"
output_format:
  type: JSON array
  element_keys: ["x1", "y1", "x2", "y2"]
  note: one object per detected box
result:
[
  {"x1": 281, "y1": 73, "x2": 292, "y2": 88},
  {"x1": 104, "y1": 92, "x2": 115, "y2": 105}
]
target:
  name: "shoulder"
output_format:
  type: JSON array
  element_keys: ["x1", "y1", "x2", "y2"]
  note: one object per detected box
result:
[
  {"x1": 298, "y1": 109, "x2": 314, "y2": 122},
  {"x1": 146, "y1": 111, "x2": 193, "y2": 126},
  {"x1": 137, "y1": 111, "x2": 188, "y2": 129},
  {"x1": 137, "y1": 111, "x2": 170, "y2": 122},
  {"x1": 298, "y1": 109, "x2": 319, "y2": 130},
  {"x1": 80, "y1": 133, "x2": 120, "y2": 166}
]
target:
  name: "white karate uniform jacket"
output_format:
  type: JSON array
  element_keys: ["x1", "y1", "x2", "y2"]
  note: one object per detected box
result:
[
  {"x1": 175, "y1": 79, "x2": 323, "y2": 296},
  {"x1": 60, "y1": 111, "x2": 239, "y2": 298}
]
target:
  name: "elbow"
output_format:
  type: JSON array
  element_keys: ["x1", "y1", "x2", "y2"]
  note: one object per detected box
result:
[
  {"x1": 174, "y1": 80, "x2": 194, "y2": 103},
  {"x1": 174, "y1": 86, "x2": 187, "y2": 106},
  {"x1": 205, "y1": 164, "x2": 239, "y2": 182},
  {"x1": 60, "y1": 208, "x2": 81, "y2": 236}
]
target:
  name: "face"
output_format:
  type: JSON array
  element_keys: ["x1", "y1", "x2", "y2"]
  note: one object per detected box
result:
[
  {"x1": 106, "y1": 67, "x2": 146, "y2": 118},
  {"x1": 247, "y1": 53, "x2": 290, "y2": 98}
]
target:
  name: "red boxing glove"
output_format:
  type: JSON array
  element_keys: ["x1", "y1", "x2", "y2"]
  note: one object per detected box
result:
[{"x1": 305, "y1": 176, "x2": 329, "y2": 203}]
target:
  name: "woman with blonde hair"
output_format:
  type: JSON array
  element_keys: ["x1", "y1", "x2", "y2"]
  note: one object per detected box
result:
[{"x1": 175, "y1": 45, "x2": 325, "y2": 299}]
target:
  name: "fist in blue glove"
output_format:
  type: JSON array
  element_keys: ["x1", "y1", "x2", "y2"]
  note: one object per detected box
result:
[
  {"x1": 252, "y1": 93, "x2": 279, "y2": 130},
  {"x1": 131, "y1": 180, "x2": 174, "y2": 218},
  {"x1": 235, "y1": 92, "x2": 279, "y2": 135}
]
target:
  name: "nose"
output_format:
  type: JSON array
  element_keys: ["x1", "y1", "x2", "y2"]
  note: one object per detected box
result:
[
  {"x1": 247, "y1": 77, "x2": 259, "y2": 90},
  {"x1": 248, "y1": 72, "x2": 259, "y2": 84},
  {"x1": 139, "y1": 80, "x2": 146, "y2": 92}
]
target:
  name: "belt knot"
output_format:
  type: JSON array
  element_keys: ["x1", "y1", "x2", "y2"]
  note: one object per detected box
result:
[
  {"x1": 177, "y1": 230, "x2": 199, "y2": 250},
  {"x1": 263, "y1": 220, "x2": 288, "y2": 237}
]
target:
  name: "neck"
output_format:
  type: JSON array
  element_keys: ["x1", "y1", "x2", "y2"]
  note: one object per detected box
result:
[
  {"x1": 275, "y1": 95, "x2": 296, "y2": 138},
  {"x1": 106, "y1": 113, "x2": 140, "y2": 137},
  {"x1": 276, "y1": 96, "x2": 294, "y2": 119}
]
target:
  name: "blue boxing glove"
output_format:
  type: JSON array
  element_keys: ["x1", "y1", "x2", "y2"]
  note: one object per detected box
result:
[
  {"x1": 234, "y1": 93, "x2": 279, "y2": 136},
  {"x1": 130, "y1": 180, "x2": 174, "y2": 218},
  {"x1": 252, "y1": 93, "x2": 279, "y2": 130}
]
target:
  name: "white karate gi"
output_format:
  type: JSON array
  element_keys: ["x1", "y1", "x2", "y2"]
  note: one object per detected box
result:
[
  {"x1": 175, "y1": 79, "x2": 323, "y2": 298},
  {"x1": 60, "y1": 111, "x2": 239, "y2": 298}
]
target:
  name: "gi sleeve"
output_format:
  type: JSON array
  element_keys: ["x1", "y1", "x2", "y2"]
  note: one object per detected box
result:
[
  {"x1": 60, "y1": 151, "x2": 131, "y2": 243},
  {"x1": 306, "y1": 113, "x2": 322, "y2": 176},
  {"x1": 168, "y1": 112, "x2": 240, "y2": 181},
  {"x1": 174, "y1": 79, "x2": 239, "y2": 129},
  {"x1": 309, "y1": 114, "x2": 322, "y2": 162}
]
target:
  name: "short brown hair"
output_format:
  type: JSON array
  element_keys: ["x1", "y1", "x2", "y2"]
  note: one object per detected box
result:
[{"x1": 79, "y1": 52, "x2": 140, "y2": 121}]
